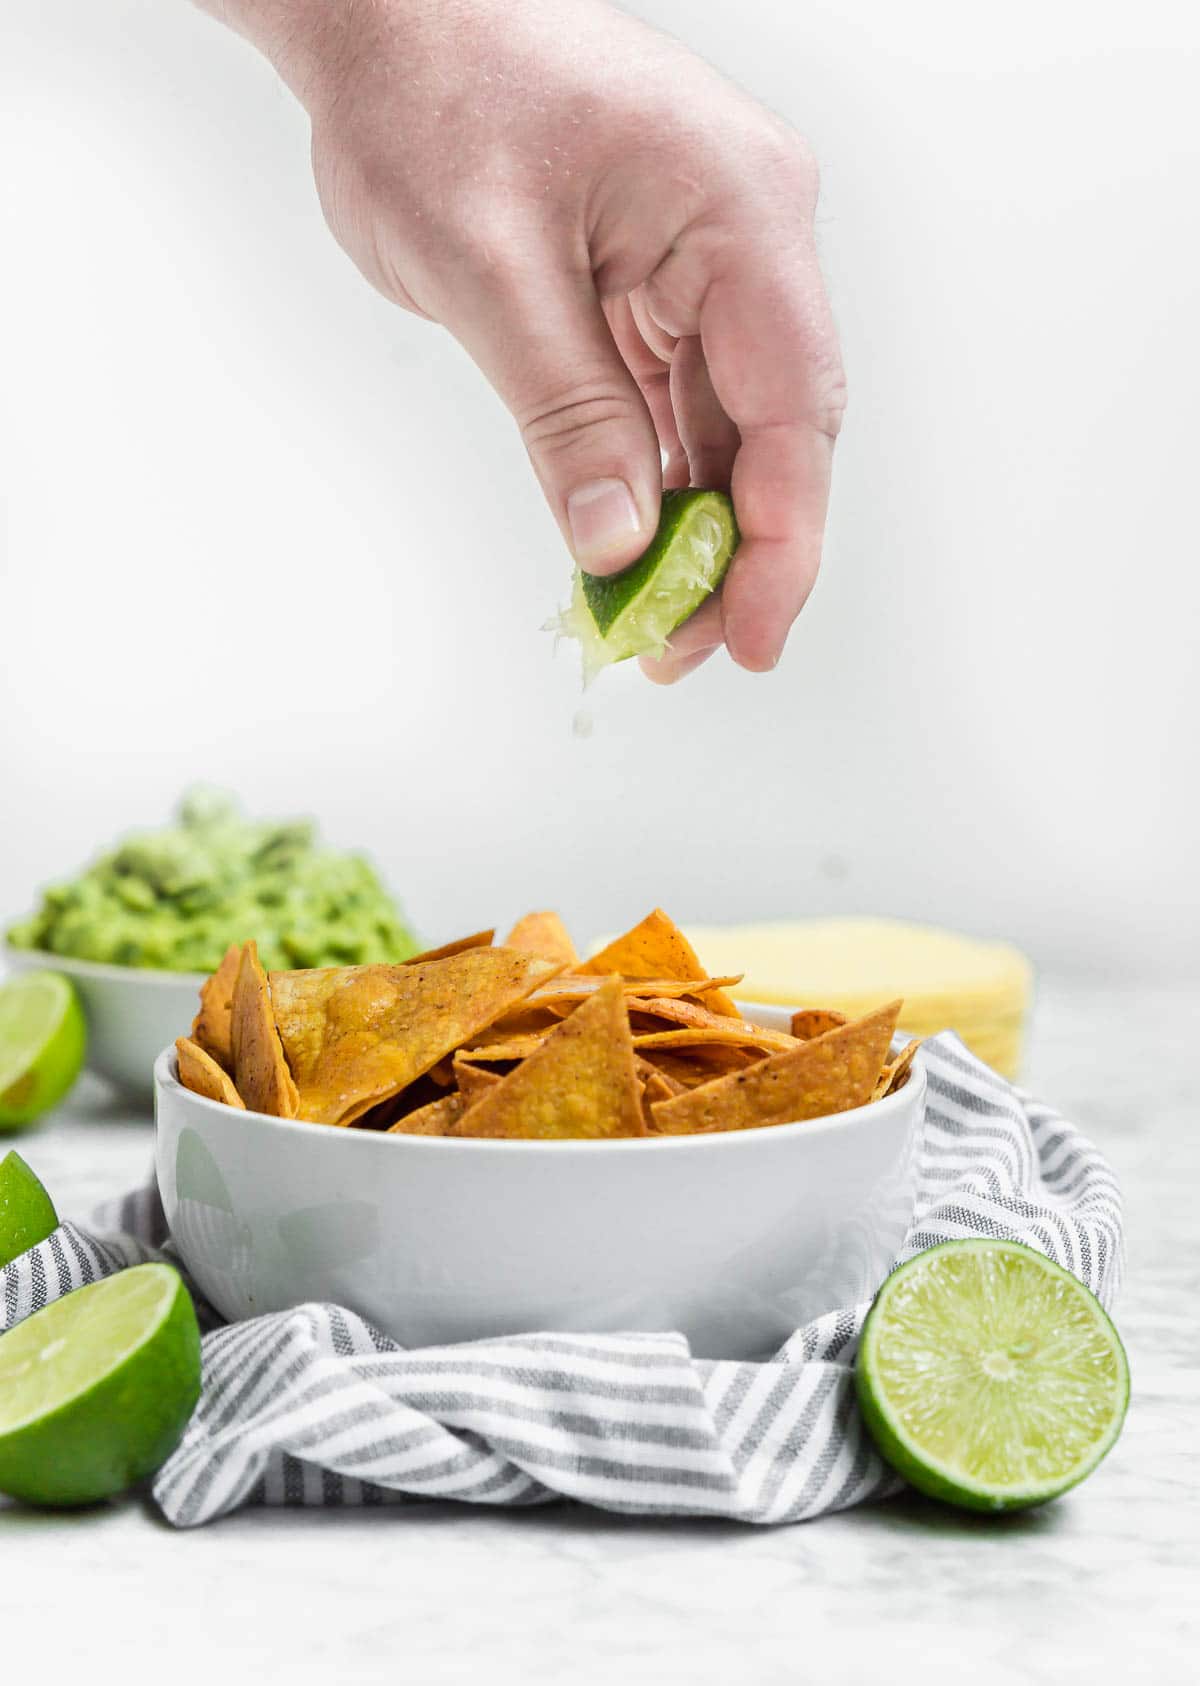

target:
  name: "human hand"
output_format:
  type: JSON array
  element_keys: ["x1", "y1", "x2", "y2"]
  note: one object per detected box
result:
[{"x1": 202, "y1": 0, "x2": 845, "y2": 678}]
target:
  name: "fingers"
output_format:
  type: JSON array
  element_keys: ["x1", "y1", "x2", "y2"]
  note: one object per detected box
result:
[
  {"x1": 644, "y1": 231, "x2": 845, "y2": 671},
  {"x1": 604, "y1": 295, "x2": 688, "y2": 489},
  {"x1": 446, "y1": 263, "x2": 663, "y2": 576},
  {"x1": 668, "y1": 333, "x2": 739, "y2": 491}
]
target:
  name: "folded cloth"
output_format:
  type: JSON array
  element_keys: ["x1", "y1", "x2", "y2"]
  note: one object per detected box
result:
[{"x1": 0, "y1": 1033, "x2": 1123, "y2": 1529}]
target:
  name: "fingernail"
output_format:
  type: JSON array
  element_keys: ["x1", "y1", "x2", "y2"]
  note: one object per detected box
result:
[{"x1": 566, "y1": 478, "x2": 642, "y2": 569}]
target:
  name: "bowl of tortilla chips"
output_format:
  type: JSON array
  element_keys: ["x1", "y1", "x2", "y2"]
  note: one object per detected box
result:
[{"x1": 154, "y1": 909, "x2": 925, "y2": 1358}]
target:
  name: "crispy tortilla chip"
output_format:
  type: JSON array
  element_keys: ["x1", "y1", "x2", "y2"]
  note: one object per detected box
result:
[
  {"x1": 457, "y1": 976, "x2": 644, "y2": 1140},
  {"x1": 176, "y1": 1036, "x2": 245, "y2": 1109},
  {"x1": 634, "y1": 1053, "x2": 685, "y2": 1096},
  {"x1": 453, "y1": 1056, "x2": 505, "y2": 1102},
  {"x1": 231, "y1": 941, "x2": 300, "y2": 1118},
  {"x1": 627, "y1": 998, "x2": 800, "y2": 1052},
  {"x1": 269, "y1": 949, "x2": 560, "y2": 1126},
  {"x1": 640, "y1": 1068, "x2": 679, "y2": 1129},
  {"x1": 461, "y1": 1032, "x2": 552, "y2": 1063},
  {"x1": 651, "y1": 1001, "x2": 902, "y2": 1136},
  {"x1": 638, "y1": 1047, "x2": 753, "y2": 1086},
  {"x1": 527, "y1": 975, "x2": 742, "y2": 1018},
  {"x1": 581, "y1": 909, "x2": 741, "y2": 1018},
  {"x1": 632, "y1": 1025, "x2": 800, "y2": 1055},
  {"x1": 387, "y1": 1092, "x2": 468, "y2": 1136},
  {"x1": 504, "y1": 911, "x2": 579, "y2": 968},
  {"x1": 790, "y1": 1008, "x2": 849, "y2": 1041},
  {"x1": 872, "y1": 1037, "x2": 922, "y2": 1100},
  {"x1": 404, "y1": 930, "x2": 495, "y2": 965},
  {"x1": 191, "y1": 942, "x2": 242, "y2": 1071}
]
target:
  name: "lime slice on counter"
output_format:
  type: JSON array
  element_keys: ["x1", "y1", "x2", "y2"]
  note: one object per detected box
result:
[
  {"x1": 856, "y1": 1239, "x2": 1129, "y2": 1512},
  {"x1": 0, "y1": 971, "x2": 87, "y2": 1132},
  {"x1": 555, "y1": 489, "x2": 739, "y2": 680},
  {"x1": 0, "y1": 1151, "x2": 59, "y2": 1268},
  {"x1": 0, "y1": 1262, "x2": 201, "y2": 1506}
]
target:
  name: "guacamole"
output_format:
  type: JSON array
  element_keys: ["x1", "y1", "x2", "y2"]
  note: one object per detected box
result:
[{"x1": 6, "y1": 789, "x2": 419, "y2": 973}]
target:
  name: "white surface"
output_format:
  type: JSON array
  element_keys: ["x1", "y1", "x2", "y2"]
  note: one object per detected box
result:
[
  {"x1": 154, "y1": 1008, "x2": 924, "y2": 1358},
  {"x1": 1, "y1": 2, "x2": 1198, "y2": 983},
  {"x1": 1, "y1": 979, "x2": 1196, "y2": 1681}
]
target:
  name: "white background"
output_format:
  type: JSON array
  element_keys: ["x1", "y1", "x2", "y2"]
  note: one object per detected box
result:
[{"x1": 1, "y1": 0, "x2": 1196, "y2": 981}]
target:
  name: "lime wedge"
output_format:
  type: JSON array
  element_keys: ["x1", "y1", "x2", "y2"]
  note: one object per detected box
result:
[
  {"x1": 857, "y1": 1239, "x2": 1129, "y2": 1512},
  {"x1": 0, "y1": 1262, "x2": 201, "y2": 1506},
  {"x1": 0, "y1": 971, "x2": 87, "y2": 1132},
  {"x1": 554, "y1": 489, "x2": 739, "y2": 681},
  {"x1": 0, "y1": 1151, "x2": 59, "y2": 1268}
]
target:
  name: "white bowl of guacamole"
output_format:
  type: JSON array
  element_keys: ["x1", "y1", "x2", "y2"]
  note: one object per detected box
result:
[{"x1": 4, "y1": 790, "x2": 418, "y2": 1097}]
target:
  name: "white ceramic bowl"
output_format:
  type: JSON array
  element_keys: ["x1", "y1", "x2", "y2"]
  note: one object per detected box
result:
[
  {"x1": 154, "y1": 1003, "x2": 925, "y2": 1359},
  {"x1": 4, "y1": 944, "x2": 203, "y2": 1097}
]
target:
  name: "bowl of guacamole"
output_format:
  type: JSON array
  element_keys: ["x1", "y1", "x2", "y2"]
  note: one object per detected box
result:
[{"x1": 4, "y1": 790, "x2": 419, "y2": 1096}]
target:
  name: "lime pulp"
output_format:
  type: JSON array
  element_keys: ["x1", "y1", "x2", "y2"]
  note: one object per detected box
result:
[
  {"x1": 552, "y1": 489, "x2": 740, "y2": 682},
  {"x1": 0, "y1": 1262, "x2": 201, "y2": 1506},
  {"x1": 0, "y1": 971, "x2": 87, "y2": 1131},
  {"x1": 856, "y1": 1239, "x2": 1129, "y2": 1512}
]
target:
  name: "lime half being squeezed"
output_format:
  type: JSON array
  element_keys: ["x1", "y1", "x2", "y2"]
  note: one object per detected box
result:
[{"x1": 553, "y1": 490, "x2": 739, "y2": 683}]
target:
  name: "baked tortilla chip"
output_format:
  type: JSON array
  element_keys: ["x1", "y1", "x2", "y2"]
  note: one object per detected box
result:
[
  {"x1": 651, "y1": 1001, "x2": 902, "y2": 1136},
  {"x1": 191, "y1": 942, "x2": 242, "y2": 1071},
  {"x1": 631, "y1": 1024, "x2": 799, "y2": 1055},
  {"x1": 504, "y1": 911, "x2": 579, "y2": 968},
  {"x1": 231, "y1": 940, "x2": 300, "y2": 1118},
  {"x1": 628, "y1": 997, "x2": 800, "y2": 1051},
  {"x1": 176, "y1": 1036, "x2": 245, "y2": 1109},
  {"x1": 452, "y1": 1056, "x2": 504, "y2": 1102},
  {"x1": 457, "y1": 976, "x2": 644, "y2": 1141},
  {"x1": 387, "y1": 1092, "x2": 468, "y2": 1136},
  {"x1": 581, "y1": 909, "x2": 740, "y2": 1018},
  {"x1": 790, "y1": 1008, "x2": 849, "y2": 1041},
  {"x1": 269, "y1": 949, "x2": 560, "y2": 1126},
  {"x1": 872, "y1": 1037, "x2": 922, "y2": 1100},
  {"x1": 404, "y1": 930, "x2": 495, "y2": 965}
]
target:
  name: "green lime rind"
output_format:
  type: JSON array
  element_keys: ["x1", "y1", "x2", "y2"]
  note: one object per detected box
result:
[
  {"x1": 0, "y1": 1262, "x2": 201, "y2": 1507},
  {"x1": 0, "y1": 1151, "x2": 59, "y2": 1268},
  {"x1": 0, "y1": 972, "x2": 87, "y2": 1133},
  {"x1": 856, "y1": 1238, "x2": 1130, "y2": 1513},
  {"x1": 555, "y1": 489, "x2": 739, "y2": 680}
]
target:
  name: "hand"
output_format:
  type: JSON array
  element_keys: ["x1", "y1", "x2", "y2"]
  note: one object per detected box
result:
[{"x1": 202, "y1": 0, "x2": 845, "y2": 678}]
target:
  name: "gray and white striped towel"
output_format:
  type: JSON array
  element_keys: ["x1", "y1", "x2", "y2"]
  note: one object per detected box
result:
[{"x1": 1, "y1": 1032, "x2": 1123, "y2": 1529}]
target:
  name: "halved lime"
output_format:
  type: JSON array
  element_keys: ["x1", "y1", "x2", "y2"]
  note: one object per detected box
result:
[
  {"x1": 553, "y1": 489, "x2": 739, "y2": 681},
  {"x1": 857, "y1": 1239, "x2": 1129, "y2": 1512},
  {"x1": 0, "y1": 971, "x2": 87, "y2": 1132},
  {"x1": 0, "y1": 1151, "x2": 59, "y2": 1268},
  {"x1": 0, "y1": 1262, "x2": 201, "y2": 1506}
]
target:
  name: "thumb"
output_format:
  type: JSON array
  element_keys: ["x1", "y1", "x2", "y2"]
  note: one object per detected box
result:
[{"x1": 448, "y1": 268, "x2": 662, "y2": 574}]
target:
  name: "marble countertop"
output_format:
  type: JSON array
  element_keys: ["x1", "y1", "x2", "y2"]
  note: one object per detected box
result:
[{"x1": 2, "y1": 979, "x2": 1196, "y2": 1682}]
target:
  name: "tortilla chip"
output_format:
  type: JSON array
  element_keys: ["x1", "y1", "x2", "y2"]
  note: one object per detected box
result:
[
  {"x1": 404, "y1": 930, "x2": 495, "y2": 965},
  {"x1": 873, "y1": 1037, "x2": 922, "y2": 1100},
  {"x1": 387, "y1": 1092, "x2": 468, "y2": 1136},
  {"x1": 638, "y1": 1048, "x2": 753, "y2": 1087},
  {"x1": 790, "y1": 1008, "x2": 849, "y2": 1041},
  {"x1": 191, "y1": 942, "x2": 242, "y2": 1071},
  {"x1": 640, "y1": 1068, "x2": 679, "y2": 1129},
  {"x1": 231, "y1": 941, "x2": 300, "y2": 1118},
  {"x1": 651, "y1": 1001, "x2": 902, "y2": 1136},
  {"x1": 634, "y1": 1053, "x2": 685, "y2": 1096},
  {"x1": 460, "y1": 1032, "x2": 552, "y2": 1063},
  {"x1": 631, "y1": 1025, "x2": 800, "y2": 1055},
  {"x1": 581, "y1": 909, "x2": 741, "y2": 1018},
  {"x1": 175, "y1": 1036, "x2": 246, "y2": 1109},
  {"x1": 452, "y1": 1056, "x2": 505, "y2": 1102},
  {"x1": 527, "y1": 975, "x2": 742, "y2": 1017},
  {"x1": 627, "y1": 998, "x2": 800, "y2": 1052},
  {"x1": 504, "y1": 911, "x2": 579, "y2": 968},
  {"x1": 456, "y1": 976, "x2": 644, "y2": 1140},
  {"x1": 269, "y1": 949, "x2": 560, "y2": 1126}
]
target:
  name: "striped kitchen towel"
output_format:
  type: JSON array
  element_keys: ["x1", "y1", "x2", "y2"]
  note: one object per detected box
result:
[{"x1": 0, "y1": 1032, "x2": 1123, "y2": 1528}]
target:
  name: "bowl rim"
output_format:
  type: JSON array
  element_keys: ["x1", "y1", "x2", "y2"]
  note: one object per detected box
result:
[
  {"x1": 152, "y1": 1012, "x2": 926, "y2": 1157},
  {"x1": 4, "y1": 941, "x2": 208, "y2": 988}
]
